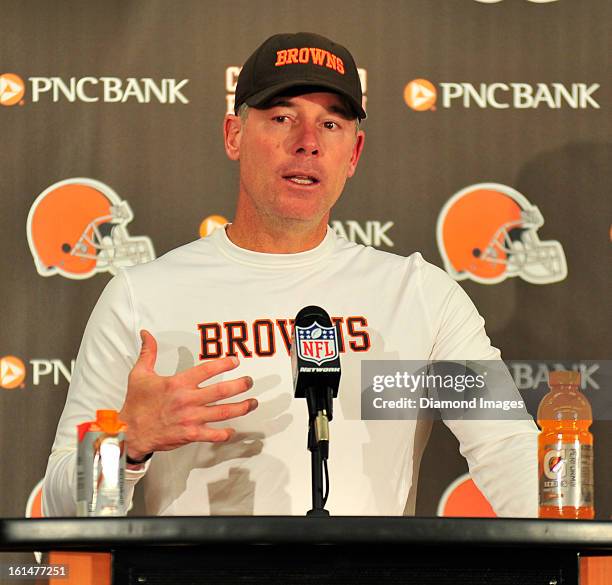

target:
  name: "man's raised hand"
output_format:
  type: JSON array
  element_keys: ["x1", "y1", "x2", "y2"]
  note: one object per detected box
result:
[{"x1": 119, "y1": 329, "x2": 257, "y2": 463}]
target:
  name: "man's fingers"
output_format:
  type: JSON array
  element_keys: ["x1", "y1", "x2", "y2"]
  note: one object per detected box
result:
[
  {"x1": 178, "y1": 356, "x2": 240, "y2": 387},
  {"x1": 199, "y1": 427, "x2": 235, "y2": 443},
  {"x1": 199, "y1": 376, "x2": 254, "y2": 405},
  {"x1": 134, "y1": 329, "x2": 158, "y2": 372},
  {"x1": 203, "y1": 398, "x2": 258, "y2": 423}
]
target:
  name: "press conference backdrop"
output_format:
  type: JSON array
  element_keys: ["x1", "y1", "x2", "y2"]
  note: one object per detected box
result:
[{"x1": 1, "y1": 0, "x2": 610, "y2": 519}]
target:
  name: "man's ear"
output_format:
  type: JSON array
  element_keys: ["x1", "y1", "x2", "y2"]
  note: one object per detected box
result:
[
  {"x1": 347, "y1": 130, "x2": 365, "y2": 178},
  {"x1": 224, "y1": 114, "x2": 242, "y2": 161}
]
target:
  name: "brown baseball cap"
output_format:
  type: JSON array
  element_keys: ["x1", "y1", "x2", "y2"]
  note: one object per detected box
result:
[{"x1": 234, "y1": 32, "x2": 366, "y2": 119}]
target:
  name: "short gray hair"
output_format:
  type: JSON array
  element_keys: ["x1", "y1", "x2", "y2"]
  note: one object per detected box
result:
[{"x1": 237, "y1": 103, "x2": 250, "y2": 125}]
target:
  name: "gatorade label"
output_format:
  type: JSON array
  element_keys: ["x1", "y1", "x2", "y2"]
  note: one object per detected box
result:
[{"x1": 540, "y1": 443, "x2": 594, "y2": 508}]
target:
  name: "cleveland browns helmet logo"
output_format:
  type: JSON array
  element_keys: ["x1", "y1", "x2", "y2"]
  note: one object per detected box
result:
[
  {"x1": 27, "y1": 178, "x2": 155, "y2": 279},
  {"x1": 436, "y1": 183, "x2": 567, "y2": 285}
]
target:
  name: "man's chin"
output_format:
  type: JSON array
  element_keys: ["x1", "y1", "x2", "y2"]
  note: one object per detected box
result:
[
  {"x1": 269, "y1": 207, "x2": 329, "y2": 228},
  {"x1": 274, "y1": 193, "x2": 337, "y2": 220}
]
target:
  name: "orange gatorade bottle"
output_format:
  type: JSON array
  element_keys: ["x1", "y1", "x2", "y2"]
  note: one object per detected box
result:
[
  {"x1": 538, "y1": 370, "x2": 594, "y2": 519},
  {"x1": 77, "y1": 410, "x2": 127, "y2": 516}
]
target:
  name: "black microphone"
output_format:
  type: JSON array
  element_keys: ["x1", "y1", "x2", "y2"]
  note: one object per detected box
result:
[{"x1": 291, "y1": 305, "x2": 341, "y2": 460}]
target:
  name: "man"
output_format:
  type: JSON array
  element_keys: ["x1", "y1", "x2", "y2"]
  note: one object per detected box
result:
[{"x1": 43, "y1": 32, "x2": 538, "y2": 517}]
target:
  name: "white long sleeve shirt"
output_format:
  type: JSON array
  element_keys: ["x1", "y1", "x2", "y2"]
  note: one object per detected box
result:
[{"x1": 43, "y1": 227, "x2": 538, "y2": 517}]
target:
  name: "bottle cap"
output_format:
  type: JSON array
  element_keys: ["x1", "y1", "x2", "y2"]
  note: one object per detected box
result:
[
  {"x1": 96, "y1": 410, "x2": 119, "y2": 425},
  {"x1": 549, "y1": 370, "x2": 580, "y2": 386}
]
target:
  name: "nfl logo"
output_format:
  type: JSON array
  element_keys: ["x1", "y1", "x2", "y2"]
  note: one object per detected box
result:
[{"x1": 295, "y1": 322, "x2": 339, "y2": 366}]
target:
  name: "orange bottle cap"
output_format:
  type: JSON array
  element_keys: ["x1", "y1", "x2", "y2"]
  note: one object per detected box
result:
[
  {"x1": 549, "y1": 370, "x2": 580, "y2": 386},
  {"x1": 96, "y1": 410, "x2": 119, "y2": 425}
]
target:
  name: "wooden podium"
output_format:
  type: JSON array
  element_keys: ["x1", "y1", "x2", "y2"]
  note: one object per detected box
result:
[{"x1": 2, "y1": 517, "x2": 612, "y2": 584}]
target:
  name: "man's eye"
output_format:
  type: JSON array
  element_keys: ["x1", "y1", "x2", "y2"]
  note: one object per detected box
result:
[
  {"x1": 324, "y1": 121, "x2": 339, "y2": 130},
  {"x1": 273, "y1": 115, "x2": 289, "y2": 123}
]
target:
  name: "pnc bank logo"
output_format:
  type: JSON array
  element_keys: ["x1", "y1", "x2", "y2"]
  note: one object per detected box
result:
[
  {"x1": 0, "y1": 73, "x2": 25, "y2": 106},
  {"x1": 0, "y1": 73, "x2": 189, "y2": 106},
  {"x1": 0, "y1": 356, "x2": 26, "y2": 389},
  {"x1": 198, "y1": 215, "x2": 395, "y2": 248},
  {"x1": 403, "y1": 78, "x2": 600, "y2": 110},
  {"x1": 331, "y1": 220, "x2": 394, "y2": 247},
  {"x1": 404, "y1": 79, "x2": 437, "y2": 111},
  {"x1": 199, "y1": 215, "x2": 229, "y2": 238},
  {"x1": 0, "y1": 355, "x2": 75, "y2": 389}
]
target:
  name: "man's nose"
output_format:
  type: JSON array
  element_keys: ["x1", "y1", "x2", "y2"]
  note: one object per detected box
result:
[{"x1": 293, "y1": 124, "x2": 320, "y2": 156}]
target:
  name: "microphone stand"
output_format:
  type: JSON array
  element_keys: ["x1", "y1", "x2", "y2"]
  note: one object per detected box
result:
[{"x1": 306, "y1": 387, "x2": 333, "y2": 517}]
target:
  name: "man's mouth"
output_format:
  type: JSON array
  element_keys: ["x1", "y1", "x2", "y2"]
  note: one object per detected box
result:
[{"x1": 283, "y1": 175, "x2": 320, "y2": 186}]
